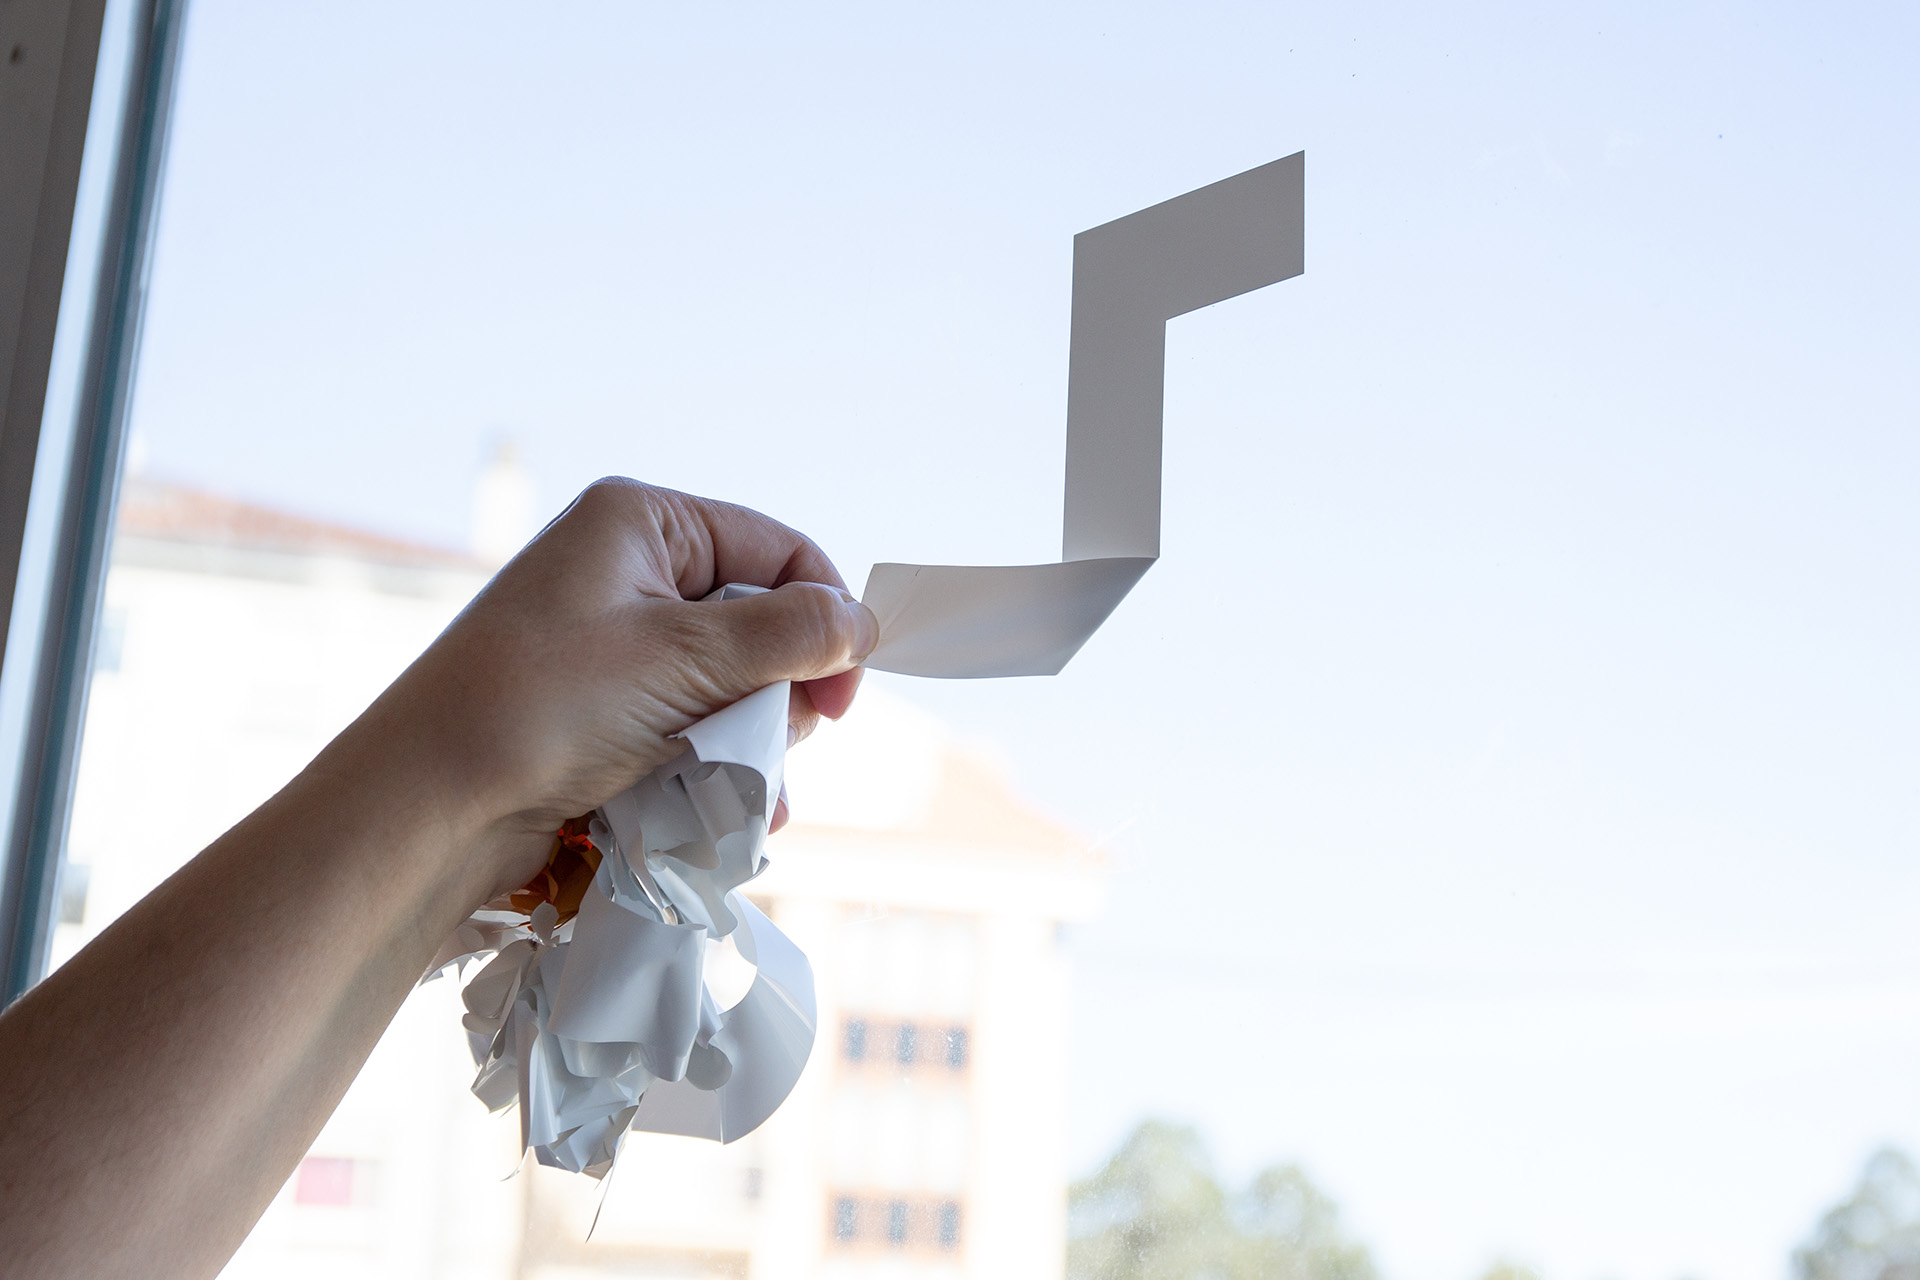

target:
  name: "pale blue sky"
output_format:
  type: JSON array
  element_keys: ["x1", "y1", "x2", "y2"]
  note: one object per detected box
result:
[{"x1": 120, "y1": 3, "x2": 1920, "y2": 1278}]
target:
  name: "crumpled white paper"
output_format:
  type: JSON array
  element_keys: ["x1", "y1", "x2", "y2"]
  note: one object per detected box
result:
[
  {"x1": 423, "y1": 653, "x2": 811, "y2": 1175},
  {"x1": 424, "y1": 154, "x2": 1306, "y2": 1177}
]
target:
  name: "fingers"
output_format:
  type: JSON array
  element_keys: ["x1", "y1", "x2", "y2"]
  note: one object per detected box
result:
[
  {"x1": 798, "y1": 668, "x2": 863, "y2": 722},
  {"x1": 562, "y1": 481, "x2": 877, "y2": 737},
  {"x1": 546, "y1": 480, "x2": 849, "y2": 605},
  {"x1": 786, "y1": 664, "x2": 863, "y2": 756},
  {"x1": 663, "y1": 581, "x2": 878, "y2": 714},
  {"x1": 787, "y1": 684, "x2": 822, "y2": 751},
  {"x1": 663, "y1": 489, "x2": 849, "y2": 600},
  {"x1": 770, "y1": 781, "x2": 790, "y2": 834}
]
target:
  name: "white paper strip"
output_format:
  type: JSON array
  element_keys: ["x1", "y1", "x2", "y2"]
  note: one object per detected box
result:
[{"x1": 862, "y1": 151, "x2": 1305, "y2": 677}]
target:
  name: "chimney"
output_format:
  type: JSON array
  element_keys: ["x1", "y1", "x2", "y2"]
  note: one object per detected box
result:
[{"x1": 471, "y1": 438, "x2": 538, "y2": 566}]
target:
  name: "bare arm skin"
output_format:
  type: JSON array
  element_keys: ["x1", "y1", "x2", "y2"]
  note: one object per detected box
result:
[{"x1": 0, "y1": 479, "x2": 878, "y2": 1279}]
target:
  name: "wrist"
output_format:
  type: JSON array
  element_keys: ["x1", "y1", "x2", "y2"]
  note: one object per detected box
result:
[
  {"x1": 466, "y1": 811, "x2": 573, "y2": 906},
  {"x1": 297, "y1": 699, "x2": 516, "y2": 919}
]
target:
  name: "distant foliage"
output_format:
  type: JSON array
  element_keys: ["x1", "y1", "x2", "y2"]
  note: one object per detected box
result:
[
  {"x1": 1068, "y1": 1120, "x2": 1377, "y2": 1280},
  {"x1": 1796, "y1": 1147, "x2": 1920, "y2": 1280},
  {"x1": 1476, "y1": 1263, "x2": 1542, "y2": 1280}
]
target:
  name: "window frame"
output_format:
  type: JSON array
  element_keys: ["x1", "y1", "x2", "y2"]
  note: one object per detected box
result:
[{"x1": 0, "y1": 0, "x2": 186, "y2": 1002}]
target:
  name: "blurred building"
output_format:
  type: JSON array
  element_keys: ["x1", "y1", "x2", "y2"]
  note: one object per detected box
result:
[{"x1": 54, "y1": 473, "x2": 1104, "y2": 1280}]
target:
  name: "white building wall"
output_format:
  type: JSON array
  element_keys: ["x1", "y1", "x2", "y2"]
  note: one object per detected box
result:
[{"x1": 968, "y1": 911, "x2": 1074, "y2": 1280}]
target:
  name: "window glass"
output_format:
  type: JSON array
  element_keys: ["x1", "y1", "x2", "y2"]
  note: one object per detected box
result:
[{"x1": 47, "y1": 4, "x2": 1920, "y2": 1280}]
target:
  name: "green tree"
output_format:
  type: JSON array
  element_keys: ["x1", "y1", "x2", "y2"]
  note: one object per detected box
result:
[
  {"x1": 1475, "y1": 1262, "x2": 1542, "y2": 1280},
  {"x1": 1069, "y1": 1120, "x2": 1377, "y2": 1280},
  {"x1": 1795, "y1": 1147, "x2": 1920, "y2": 1280}
]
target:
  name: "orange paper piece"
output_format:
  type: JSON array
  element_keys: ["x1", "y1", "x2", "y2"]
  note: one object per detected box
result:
[{"x1": 490, "y1": 814, "x2": 603, "y2": 924}]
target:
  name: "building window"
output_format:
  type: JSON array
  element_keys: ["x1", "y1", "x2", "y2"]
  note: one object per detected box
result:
[
  {"x1": 826, "y1": 1194, "x2": 967, "y2": 1254},
  {"x1": 944, "y1": 1027, "x2": 968, "y2": 1069},
  {"x1": 840, "y1": 1016, "x2": 973, "y2": 1078}
]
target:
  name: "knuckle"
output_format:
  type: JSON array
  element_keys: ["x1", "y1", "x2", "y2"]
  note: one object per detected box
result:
[
  {"x1": 784, "y1": 582, "x2": 853, "y2": 661},
  {"x1": 570, "y1": 476, "x2": 647, "y2": 520}
]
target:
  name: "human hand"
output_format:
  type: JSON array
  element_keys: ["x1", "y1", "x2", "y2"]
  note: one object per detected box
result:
[{"x1": 353, "y1": 478, "x2": 877, "y2": 904}]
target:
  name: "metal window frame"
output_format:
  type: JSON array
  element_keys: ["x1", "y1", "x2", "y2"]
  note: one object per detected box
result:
[{"x1": 0, "y1": 0, "x2": 187, "y2": 1002}]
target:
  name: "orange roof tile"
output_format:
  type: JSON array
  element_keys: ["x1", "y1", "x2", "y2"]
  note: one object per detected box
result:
[{"x1": 115, "y1": 478, "x2": 485, "y2": 570}]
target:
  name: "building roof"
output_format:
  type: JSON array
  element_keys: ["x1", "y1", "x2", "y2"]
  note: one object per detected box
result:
[{"x1": 115, "y1": 477, "x2": 486, "y2": 570}]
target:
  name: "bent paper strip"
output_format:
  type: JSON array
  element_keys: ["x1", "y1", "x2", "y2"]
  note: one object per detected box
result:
[
  {"x1": 862, "y1": 151, "x2": 1305, "y2": 677},
  {"x1": 428, "y1": 155, "x2": 1305, "y2": 1177}
]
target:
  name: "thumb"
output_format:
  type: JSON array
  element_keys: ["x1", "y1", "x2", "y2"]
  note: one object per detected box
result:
[{"x1": 673, "y1": 581, "x2": 879, "y2": 704}]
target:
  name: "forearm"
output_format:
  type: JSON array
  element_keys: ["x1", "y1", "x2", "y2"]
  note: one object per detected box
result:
[{"x1": 0, "y1": 707, "x2": 505, "y2": 1278}]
